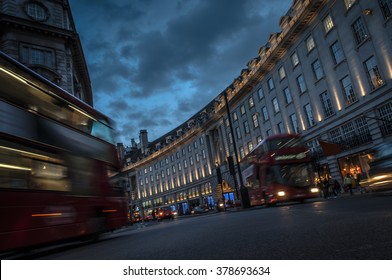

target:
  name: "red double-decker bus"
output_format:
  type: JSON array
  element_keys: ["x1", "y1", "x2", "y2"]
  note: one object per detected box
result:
[
  {"x1": 241, "y1": 134, "x2": 319, "y2": 206},
  {"x1": 0, "y1": 51, "x2": 128, "y2": 252}
]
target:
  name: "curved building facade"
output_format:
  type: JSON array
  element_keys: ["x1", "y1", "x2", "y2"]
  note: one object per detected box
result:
[{"x1": 118, "y1": 0, "x2": 392, "y2": 216}]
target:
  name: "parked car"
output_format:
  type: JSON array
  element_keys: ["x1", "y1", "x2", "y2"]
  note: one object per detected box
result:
[{"x1": 157, "y1": 206, "x2": 174, "y2": 221}]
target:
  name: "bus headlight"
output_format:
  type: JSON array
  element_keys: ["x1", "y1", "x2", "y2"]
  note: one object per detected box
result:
[
  {"x1": 277, "y1": 191, "x2": 286, "y2": 197},
  {"x1": 310, "y1": 188, "x2": 319, "y2": 193}
]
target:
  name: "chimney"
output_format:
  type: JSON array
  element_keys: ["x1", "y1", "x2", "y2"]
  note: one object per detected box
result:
[
  {"x1": 139, "y1": 130, "x2": 148, "y2": 155},
  {"x1": 131, "y1": 138, "x2": 137, "y2": 148}
]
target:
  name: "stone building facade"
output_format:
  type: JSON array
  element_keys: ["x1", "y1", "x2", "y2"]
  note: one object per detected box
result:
[
  {"x1": 0, "y1": 0, "x2": 92, "y2": 105},
  {"x1": 119, "y1": 0, "x2": 392, "y2": 217}
]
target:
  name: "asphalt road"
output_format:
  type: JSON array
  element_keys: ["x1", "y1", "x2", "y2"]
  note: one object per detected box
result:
[{"x1": 32, "y1": 193, "x2": 392, "y2": 260}]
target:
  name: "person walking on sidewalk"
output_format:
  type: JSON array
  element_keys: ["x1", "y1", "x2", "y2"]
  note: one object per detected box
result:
[{"x1": 344, "y1": 173, "x2": 353, "y2": 195}]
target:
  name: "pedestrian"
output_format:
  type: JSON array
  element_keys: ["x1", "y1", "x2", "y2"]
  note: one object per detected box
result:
[
  {"x1": 356, "y1": 173, "x2": 363, "y2": 194},
  {"x1": 344, "y1": 173, "x2": 353, "y2": 195},
  {"x1": 323, "y1": 177, "x2": 330, "y2": 199},
  {"x1": 333, "y1": 179, "x2": 341, "y2": 196}
]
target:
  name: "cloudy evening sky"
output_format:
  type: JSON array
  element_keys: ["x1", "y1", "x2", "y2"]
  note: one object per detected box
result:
[{"x1": 68, "y1": 0, "x2": 292, "y2": 145}]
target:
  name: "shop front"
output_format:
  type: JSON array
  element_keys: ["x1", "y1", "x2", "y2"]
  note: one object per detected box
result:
[{"x1": 337, "y1": 151, "x2": 372, "y2": 182}]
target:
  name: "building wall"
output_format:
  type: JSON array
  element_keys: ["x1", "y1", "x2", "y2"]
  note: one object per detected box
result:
[
  {"x1": 0, "y1": 0, "x2": 92, "y2": 105},
  {"x1": 123, "y1": 0, "x2": 392, "y2": 214}
]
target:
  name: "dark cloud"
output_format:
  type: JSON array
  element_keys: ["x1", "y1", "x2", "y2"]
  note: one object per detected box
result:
[{"x1": 69, "y1": 0, "x2": 292, "y2": 143}]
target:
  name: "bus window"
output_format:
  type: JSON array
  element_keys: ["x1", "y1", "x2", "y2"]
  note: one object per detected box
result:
[
  {"x1": 0, "y1": 142, "x2": 69, "y2": 191},
  {"x1": 68, "y1": 156, "x2": 94, "y2": 196}
]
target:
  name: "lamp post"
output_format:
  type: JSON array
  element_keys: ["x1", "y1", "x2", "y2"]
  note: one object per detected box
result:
[{"x1": 222, "y1": 91, "x2": 250, "y2": 208}]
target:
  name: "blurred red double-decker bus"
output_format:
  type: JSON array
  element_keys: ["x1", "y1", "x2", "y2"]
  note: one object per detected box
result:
[
  {"x1": 0, "y1": 51, "x2": 128, "y2": 252},
  {"x1": 241, "y1": 134, "x2": 319, "y2": 206}
]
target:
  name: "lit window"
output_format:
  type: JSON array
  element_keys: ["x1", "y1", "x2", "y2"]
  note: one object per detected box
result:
[
  {"x1": 364, "y1": 56, "x2": 384, "y2": 90},
  {"x1": 248, "y1": 97, "x2": 254, "y2": 108},
  {"x1": 323, "y1": 14, "x2": 334, "y2": 33},
  {"x1": 344, "y1": 0, "x2": 356, "y2": 10}
]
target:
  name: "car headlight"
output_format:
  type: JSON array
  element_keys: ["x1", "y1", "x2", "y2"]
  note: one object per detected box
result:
[{"x1": 311, "y1": 187, "x2": 319, "y2": 193}]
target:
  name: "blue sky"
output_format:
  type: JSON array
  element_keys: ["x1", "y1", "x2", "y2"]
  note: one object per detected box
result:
[{"x1": 68, "y1": 0, "x2": 292, "y2": 145}]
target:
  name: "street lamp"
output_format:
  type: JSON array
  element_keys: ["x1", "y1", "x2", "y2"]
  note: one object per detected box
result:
[{"x1": 221, "y1": 91, "x2": 250, "y2": 208}]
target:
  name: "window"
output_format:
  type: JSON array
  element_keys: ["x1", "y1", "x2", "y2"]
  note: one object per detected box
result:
[
  {"x1": 272, "y1": 98, "x2": 280, "y2": 113},
  {"x1": 329, "y1": 128, "x2": 342, "y2": 144},
  {"x1": 277, "y1": 122, "x2": 285, "y2": 134},
  {"x1": 247, "y1": 142, "x2": 254, "y2": 153},
  {"x1": 240, "y1": 147, "x2": 245, "y2": 159},
  {"x1": 378, "y1": 102, "x2": 392, "y2": 136},
  {"x1": 364, "y1": 56, "x2": 384, "y2": 90},
  {"x1": 257, "y1": 87, "x2": 264, "y2": 99},
  {"x1": 330, "y1": 41, "x2": 345, "y2": 64},
  {"x1": 319, "y1": 91, "x2": 335, "y2": 118},
  {"x1": 278, "y1": 66, "x2": 286, "y2": 80},
  {"x1": 240, "y1": 105, "x2": 246, "y2": 115},
  {"x1": 312, "y1": 59, "x2": 324, "y2": 80},
  {"x1": 266, "y1": 129, "x2": 272, "y2": 136},
  {"x1": 296, "y1": 74, "x2": 307, "y2": 94},
  {"x1": 352, "y1": 18, "x2": 368, "y2": 44},
  {"x1": 262, "y1": 107, "x2": 269, "y2": 121},
  {"x1": 291, "y1": 52, "x2": 300, "y2": 67},
  {"x1": 252, "y1": 114, "x2": 259, "y2": 128},
  {"x1": 379, "y1": 0, "x2": 392, "y2": 20},
  {"x1": 304, "y1": 103, "x2": 315, "y2": 127},
  {"x1": 340, "y1": 76, "x2": 357, "y2": 106},
  {"x1": 21, "y1": 46, "x2": 54, "y2": 68},
  {"x1": 232, "y1": 111, "x2": 238, "y2": 121},
  {"x1": 248, "y1": 97, "x2": 254, "y2": 108},
  {"x1": 355, "y1": 117, "x2": 371, "y2": 144},
  {"x1": 323, "y1": 14, "x2": 334, "y2": 33},
  {"x1": 290, "y1": 113, "x2": 299, "y2": 134},
  {"x1": 344, "y1": 0, "x2": 356, "y2": 9},
  {"x1": 283, "y1": 87, "x2": 292, "y2": 104},
  {"x1": 243, "y1": 121, "x2": 250, "y2": 134},
  {"x1": 24, "y1": 1, "x2": 48, "y2": 21},
  {"x1": 305, "y1": 35, "x2": 316, "y2": 52},
  {"x1": 268, "y1": 78, "x2": 275, "y2": 91},
  {"x1": 236, "y1": 127, "x2": 241, "y2": 139}
]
